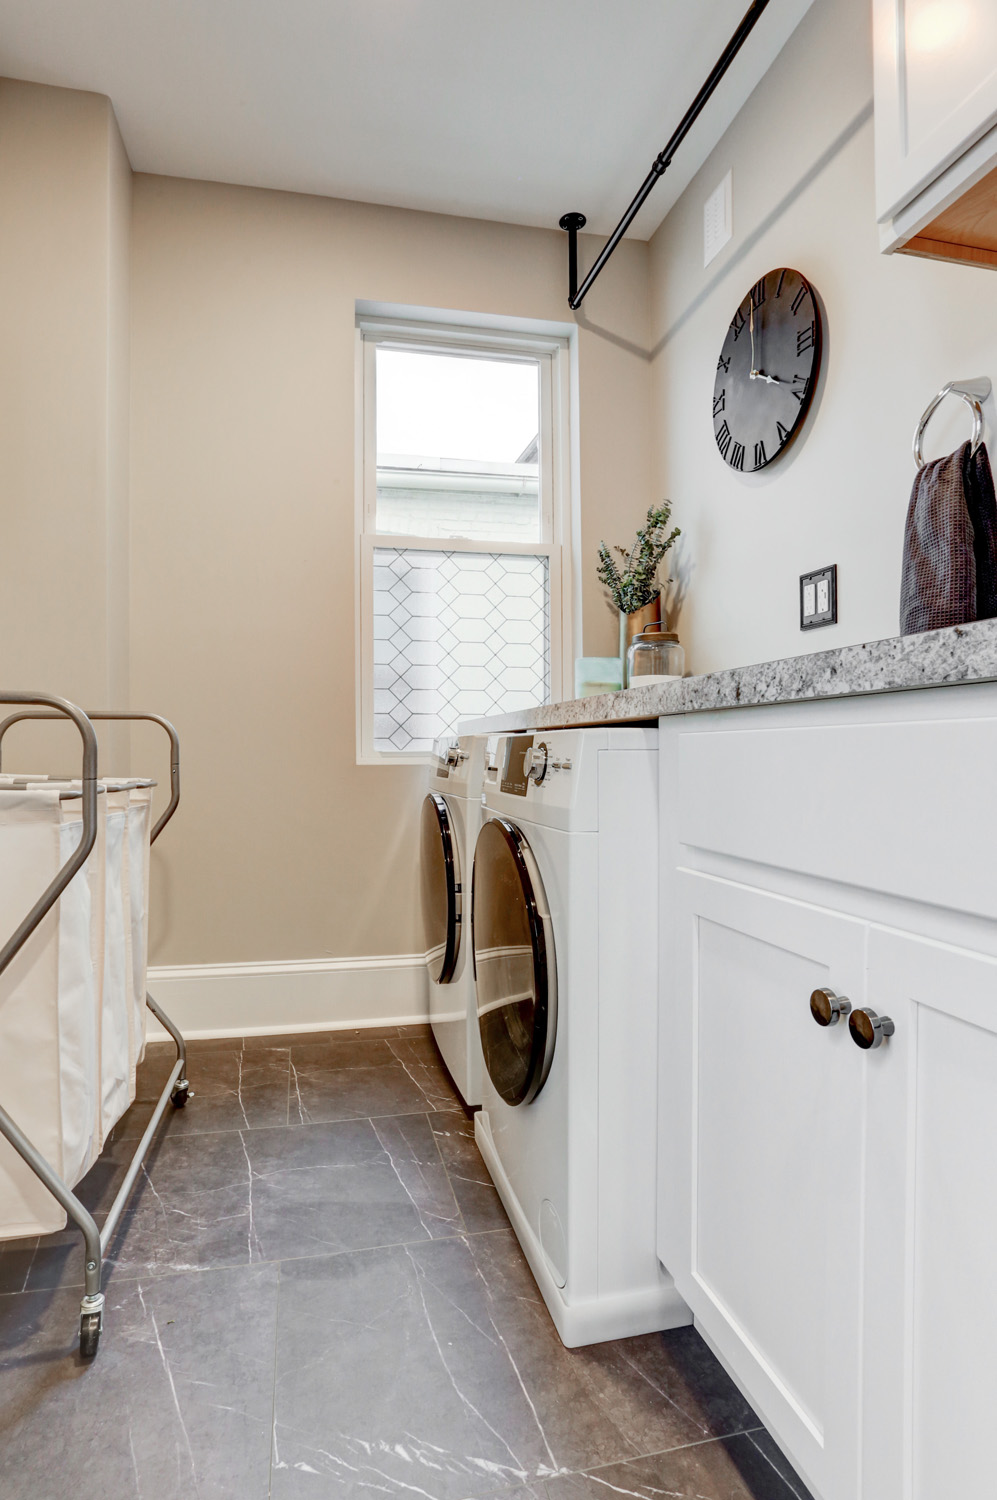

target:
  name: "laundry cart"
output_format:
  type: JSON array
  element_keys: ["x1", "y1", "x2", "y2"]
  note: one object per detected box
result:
[{"x1": 0, "y1": 696, "x2": 189, "y2": 1359}]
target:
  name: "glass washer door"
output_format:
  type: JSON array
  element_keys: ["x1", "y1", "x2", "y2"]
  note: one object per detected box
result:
[
  {"x1": 420, "y1": 793, "x2": 461, "y2": 985},
  {"x1": 472, "y1": 817, "x2": 557, "y2": 1106}
]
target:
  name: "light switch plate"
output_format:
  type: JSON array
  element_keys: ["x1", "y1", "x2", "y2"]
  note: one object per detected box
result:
[{"x1": 800, "y1": 564, "x2": 837, "y2": 630}]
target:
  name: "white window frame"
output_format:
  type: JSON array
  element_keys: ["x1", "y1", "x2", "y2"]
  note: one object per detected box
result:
[{"x1": 355, "y1": 315, "x2": 573, "y2": 765}]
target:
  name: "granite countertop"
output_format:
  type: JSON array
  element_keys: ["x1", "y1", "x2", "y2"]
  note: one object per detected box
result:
[{"x1": 458, "y1": 617, "x2": 997, "y2": 735}]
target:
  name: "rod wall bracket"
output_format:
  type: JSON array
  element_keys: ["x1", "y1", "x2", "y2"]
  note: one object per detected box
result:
[{"x1": 558, "y1": 213, "x2": 587, "y2": 307}]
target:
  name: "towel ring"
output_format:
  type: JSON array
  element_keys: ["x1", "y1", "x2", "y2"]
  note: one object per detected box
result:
[{"x1": 914, "y1": 377, "x2": 992, "y2": 470}]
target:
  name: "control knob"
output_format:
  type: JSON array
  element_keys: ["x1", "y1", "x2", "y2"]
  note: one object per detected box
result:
[{"x1": 523, "y1": 743, "x2": 548, "y2": 784}]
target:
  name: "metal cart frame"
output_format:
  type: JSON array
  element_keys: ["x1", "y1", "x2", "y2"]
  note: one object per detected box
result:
[{"x1": 0, "y1": 694, "x2": 188, "y2": 1359}]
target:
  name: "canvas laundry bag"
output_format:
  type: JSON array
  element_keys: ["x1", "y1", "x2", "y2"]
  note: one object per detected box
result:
[
  {"x1": 102, "y1": 780, "x2": 155, "y2": 1101},
  {"x1": 124, "y1": 783, "x2": 154, "y2": 1085},
  {"x1": 0, "y1": 789, "x2": 99, "y2": 1237}
]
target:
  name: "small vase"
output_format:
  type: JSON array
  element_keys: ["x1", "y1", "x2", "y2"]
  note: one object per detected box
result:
[{"x1": 619, "y1": 597, "x2": 662, "y2": 686}]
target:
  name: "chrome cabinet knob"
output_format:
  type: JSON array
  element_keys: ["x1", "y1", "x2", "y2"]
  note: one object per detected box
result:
[
  {"x1": 523, "y1": 743, "x2": 548, "y2": 784},
  {"x1": 849, "y1": 1009, "x2": 895, "y2": 1050},
  {"x1": 810, "y1": 987, "x2": 852, "y2": 1027}
]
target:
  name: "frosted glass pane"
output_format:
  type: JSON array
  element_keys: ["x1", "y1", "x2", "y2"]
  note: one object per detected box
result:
[
  {"x1": 375, "y1": 346, "x2": 540, "y2": 543},
  {"x1": 373, "y1": 548, "x2": 550, "y2": 753}
]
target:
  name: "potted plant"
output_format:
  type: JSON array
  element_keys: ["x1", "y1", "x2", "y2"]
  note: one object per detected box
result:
[{"x1": 597, "y1": 503, "x2": 681, "y2": 683}]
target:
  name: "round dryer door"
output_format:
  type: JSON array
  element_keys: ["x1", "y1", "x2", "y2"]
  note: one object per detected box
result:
[
  {"x1": 472, "y1": 817, "x2": 556, "y2": 1106},
  {"x1": 420, "y1": 794, "x2": 461, "y2": 985}
]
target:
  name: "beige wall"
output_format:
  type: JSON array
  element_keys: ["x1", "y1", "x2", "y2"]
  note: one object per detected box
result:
[
  {"x1": 0, "y1": 79, "x2": 131, "y2": 768},
  {"x1": 648, "y1": 0, "x2": 997, "y2": 675},
  {"x1": 130, "y1": 176, "x2": 653, "y2": 964},
  {"x1": 22, "y1": 0, "x2": 989, "y2": 976}
]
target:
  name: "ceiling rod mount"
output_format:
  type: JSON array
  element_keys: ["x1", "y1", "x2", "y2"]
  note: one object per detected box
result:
[{"x1": 559, "y1": 0, "x2": 771, "y2": 310}]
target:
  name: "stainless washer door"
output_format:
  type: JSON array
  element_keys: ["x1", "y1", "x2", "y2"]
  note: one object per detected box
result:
[
  {"x1": 472, "y1": 817, "x2": 557, "y2": 1106},
  {"x1": 420, "y1": 793, "x2": 461, "y2": 984}
]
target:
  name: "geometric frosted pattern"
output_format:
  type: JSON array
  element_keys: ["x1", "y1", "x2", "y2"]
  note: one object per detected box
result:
[{"x1": 373, "y1": 548, "x2": 550, "y2": 752}]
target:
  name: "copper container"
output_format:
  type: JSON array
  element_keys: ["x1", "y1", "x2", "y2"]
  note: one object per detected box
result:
[{"x1": 619, "y1": 596, "x2": 662, "y2": 685}]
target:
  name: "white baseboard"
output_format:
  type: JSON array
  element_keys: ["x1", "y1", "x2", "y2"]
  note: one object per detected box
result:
[{"x1": 145, "y1": 955, "x2": 430, "y2": 1040}]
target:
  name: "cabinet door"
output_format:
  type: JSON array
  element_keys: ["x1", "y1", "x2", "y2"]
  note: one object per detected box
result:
[
  {"x1": 658, "y1": 871, "x2": 866, "y2": 1500},
  {"x1": 874, "y1": 0, "x2": 997, "y2": 222},
  {"x1": 862, "y1": 931, "x2": 997, "y2": 1500}
]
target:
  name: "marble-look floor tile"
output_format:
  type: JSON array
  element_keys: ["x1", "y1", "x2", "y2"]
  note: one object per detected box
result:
[
  {"x1": 388, "y1": 1034, "x2": 465, "y2": 1114},
  {"x1": 431, "y1": 1113, "x2": 510, "y2": 1233},
  {"x1": 544, "y1": 1432, "x2": 814, "y2": 1500},
  {"x1": 738, "y1": 1430, "x2": 815, "y2": 1499},
  {"x1": 289, "y1": 1060, "x2": 433, "y2": 1124},
  {"x1": 128, "y1": 1046, "x2": 291, "y2": 1135},
  {"x1": 182, "y1": 1035, "x2": 247, "y2": 1056},
  {"x1": 134, "y1": 1039, "x2": 182, "y2": 1099},
  {"x1": 457, "y1": 1233, "x2": 760, "y2": 1462},
  {"x1": 0, "y1": 1213, "x2": 108, "y2": 1295},
  {"x1": 566, "y1": 1324, "x2": 761, "y2": 1457},
  {"x1": 459, "y1": 1229, "x2": 667, "y2": 1476},
  {"x1": 246, "y1": 1118, "x2": 447, "y2": 1260},
  {"x1": 290, "y1": 1035, "x2": 399, "y2": 1071},
  {"x1": 102, "y1": 1131, "x2": 260, "y2": 1277},
  {"x1": 371, "y1": 1113, "x2": 464, "y2": 1239},
  {"x1": 0, "y1": 1263, "x2": 277, "y2": 1500},
  {"x1": 103, "y1": 1118, "x2": 452, "y2": 1276},
  {"x1": 271, "y1": 1235, "x2": 641, "y2": 1500}
]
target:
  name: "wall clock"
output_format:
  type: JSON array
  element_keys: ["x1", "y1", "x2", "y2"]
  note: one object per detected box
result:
[{"x1": 712, "y1": 268, "x2": 822, "y2": 472}]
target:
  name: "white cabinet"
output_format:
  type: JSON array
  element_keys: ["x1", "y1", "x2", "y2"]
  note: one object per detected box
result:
[
  {"x1": 874, "y1": 0, "x2": 997, "y2": 258},
  {"x1": 862, "y1": 931, "x2": 997, "y2": 1500},
  {"x1": 658, "y1": 685, "x2": 997, "y2": 1500},
  {"x1": 658, "y1": 872, "x2": 865, "y2": 1500}
]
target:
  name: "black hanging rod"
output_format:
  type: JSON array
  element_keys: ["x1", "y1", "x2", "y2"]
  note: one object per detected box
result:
[{"x1": 559, "y1": 0, "x2": 771, "y2": 309}]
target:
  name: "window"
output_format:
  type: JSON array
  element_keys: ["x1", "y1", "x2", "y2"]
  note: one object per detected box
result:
[{"x1": 356, "y1": 318, "x2": 572, "y2": 761}]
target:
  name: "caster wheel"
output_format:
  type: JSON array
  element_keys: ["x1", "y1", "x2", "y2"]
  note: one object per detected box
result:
[
  {"x1": 170, "y1": 1082, "x2": 190, "y2": 1109},
  {"x1": 80, "y1": 1311, "x2": 101, "y2": 1359}
]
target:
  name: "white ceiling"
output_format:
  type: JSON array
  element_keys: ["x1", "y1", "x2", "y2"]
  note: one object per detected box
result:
[{"x1": 0, "y1": 0, "x2": 812, "y2": 239}]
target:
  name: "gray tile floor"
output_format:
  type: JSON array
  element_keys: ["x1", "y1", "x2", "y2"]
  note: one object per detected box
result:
[{"x1": 0, "y1": 1027, "x2": 813, "y2": 1500}]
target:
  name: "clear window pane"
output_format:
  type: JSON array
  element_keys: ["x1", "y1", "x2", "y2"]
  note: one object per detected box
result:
[
  {"x1": 375, "y1": 347, "x2": 540, "y2": 543},
  {"x1": 373, "y1": 547, "x2": 550, "y2": 752}
]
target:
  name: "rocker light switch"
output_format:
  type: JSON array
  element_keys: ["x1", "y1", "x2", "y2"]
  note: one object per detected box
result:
[{"x1": 800, "y1": 565, "x2": 837, "y2": 630}]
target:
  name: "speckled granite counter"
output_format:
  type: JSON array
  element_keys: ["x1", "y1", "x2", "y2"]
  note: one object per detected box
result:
[{"x1": 458, "y1": 618, "x2": 997, "y2": 735}]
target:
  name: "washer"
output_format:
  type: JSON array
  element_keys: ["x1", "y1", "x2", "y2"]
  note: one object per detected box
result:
[
  {"x1": 420, "y1": 734, "x2": 486, "y2": 1107},
  {"x1": 472, "y1": 726, "x2": 690, "y2": 1347}
]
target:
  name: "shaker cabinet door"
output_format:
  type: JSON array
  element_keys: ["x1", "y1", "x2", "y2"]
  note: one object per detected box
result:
[
  {"x1": 874, "y1": 0, "x2": 997, "y2": 223},
  {"x1": 862, "y1": 931, "x2": 997, "y2": 1500},
  {"x1": 658, "y1": 870, "x2": 866, "y2": 1500}
]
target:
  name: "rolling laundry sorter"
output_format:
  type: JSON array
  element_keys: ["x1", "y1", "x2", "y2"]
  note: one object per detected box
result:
[{"x1": 0, "y1": 698, "x2": 188, "y2": 1361}]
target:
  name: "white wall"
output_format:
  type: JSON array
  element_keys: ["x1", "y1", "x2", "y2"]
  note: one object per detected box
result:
[{"x1": 648, "y1": 0, "x2": 997, "y2": 675}]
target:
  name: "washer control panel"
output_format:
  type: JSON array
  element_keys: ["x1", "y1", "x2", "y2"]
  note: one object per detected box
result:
[{"x1": 500, "y1": 736, "x2": 573, "y2": 797}]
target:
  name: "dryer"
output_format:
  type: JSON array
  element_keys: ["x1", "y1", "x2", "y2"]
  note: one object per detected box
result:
[
  {"x1": 472, "y1": 726, "x2": 690, "y2": 1347},
  {"x1": 421, "y1": 734, "x2": 486, "y2": 1107}
]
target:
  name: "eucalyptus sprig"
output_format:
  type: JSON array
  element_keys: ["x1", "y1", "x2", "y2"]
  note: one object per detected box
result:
[{"x1": 597, "y1": 503, "x2": 681, "y2": 615}]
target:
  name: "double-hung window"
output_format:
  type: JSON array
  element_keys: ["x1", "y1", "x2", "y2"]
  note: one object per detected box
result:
[{"x1": 356, "y1": 318, "x2": 571, "y2": 761}]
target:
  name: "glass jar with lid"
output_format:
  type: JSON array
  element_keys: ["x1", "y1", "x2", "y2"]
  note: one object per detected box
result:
[{"x1": 626, "y1": 624, "x2": 685, "y2": 687}]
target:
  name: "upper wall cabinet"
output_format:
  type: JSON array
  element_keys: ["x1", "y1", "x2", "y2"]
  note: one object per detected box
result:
[{"x1": 874, "y1": 0, "x2": 997, "y2": 265}]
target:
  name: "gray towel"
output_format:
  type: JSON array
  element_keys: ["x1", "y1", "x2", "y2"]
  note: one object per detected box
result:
[{"x1": 900, "y1": 440, "x2": 997, "y2": 635}]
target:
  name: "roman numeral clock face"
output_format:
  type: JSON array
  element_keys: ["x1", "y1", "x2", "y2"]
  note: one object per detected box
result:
[{"x1": 713, "y1": 268, "x2": 822, "y2": 471}]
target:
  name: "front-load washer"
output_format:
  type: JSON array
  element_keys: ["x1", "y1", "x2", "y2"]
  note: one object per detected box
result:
[
  {"x1": 472, "y1": 726, "x2": 690, "y2": 1347},
  {"x1": 421, "y1": 734, "x2": 486, "y2": 1107}
]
